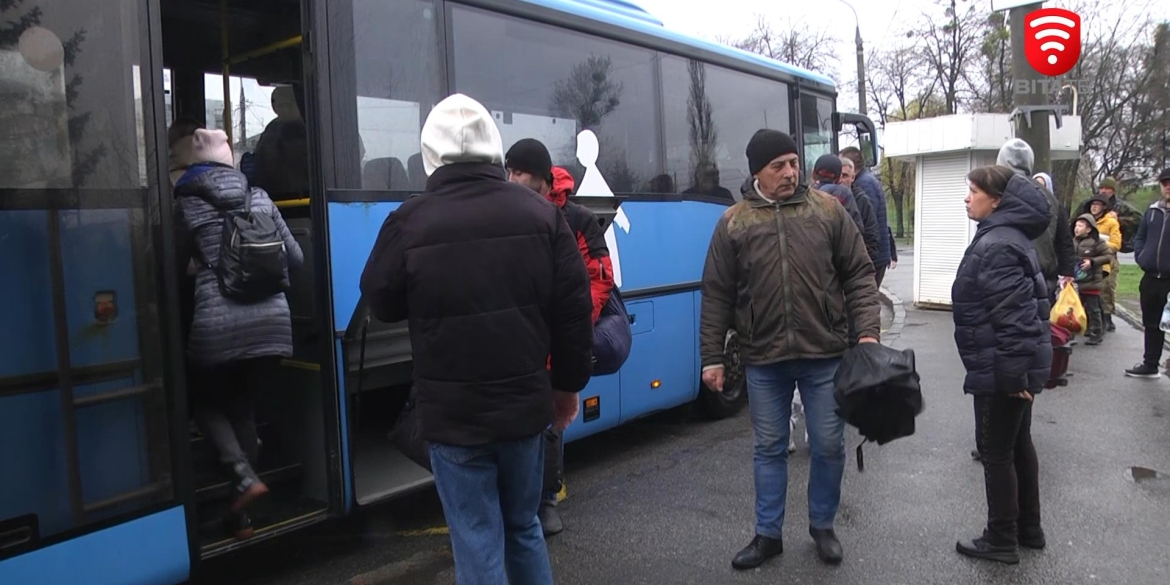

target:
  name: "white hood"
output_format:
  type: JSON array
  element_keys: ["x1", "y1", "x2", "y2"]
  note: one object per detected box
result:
[{"x1": 420, "y1": 94, "x2": 504, "y2": 177}]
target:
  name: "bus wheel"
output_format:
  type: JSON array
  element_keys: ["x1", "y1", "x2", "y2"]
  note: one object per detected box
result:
[{"x1": 698, "y1": 330, "x2": 747, "y2": 419}]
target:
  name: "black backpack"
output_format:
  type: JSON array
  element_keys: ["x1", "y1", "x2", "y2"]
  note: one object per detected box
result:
[{"x1": 198, "y1": 188, "x2": 290, "y2": 303}]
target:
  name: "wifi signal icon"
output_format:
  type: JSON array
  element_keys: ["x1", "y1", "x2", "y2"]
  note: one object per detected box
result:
[{"x1": 1024, "y1": 8, "x2": 1082, "y2": 77}]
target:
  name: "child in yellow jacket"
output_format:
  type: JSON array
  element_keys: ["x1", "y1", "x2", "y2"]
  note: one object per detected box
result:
[{"x1": 1090, "y1": 195, "x2": 1121, "y2": 330}]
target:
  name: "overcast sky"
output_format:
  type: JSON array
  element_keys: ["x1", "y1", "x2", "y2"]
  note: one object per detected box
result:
[{"x1": 634, "y1": 0, "x2": 1170, "y2": 115}]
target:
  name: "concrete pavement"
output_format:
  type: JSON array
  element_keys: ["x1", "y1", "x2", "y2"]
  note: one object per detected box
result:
[{"x1": 202, "y1": 243, "x2": 1170, "y2": 585}]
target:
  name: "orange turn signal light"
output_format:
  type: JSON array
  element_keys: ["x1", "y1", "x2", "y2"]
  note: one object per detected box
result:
[{"x1": 650, "y1": 379, "x2": 661, "y2": 389}]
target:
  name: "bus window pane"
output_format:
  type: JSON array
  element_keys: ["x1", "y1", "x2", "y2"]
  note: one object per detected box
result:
[
  {"x1": 800, "y1": 94, "x2": 835, "y2": 179},
  {"x1": 0, "y1": 0, "x2": 148, "y2": 190},
  {"x1": 451, "y1": 6, "x2": 662, "y2": 193},
  {"x1": 661, "y1": 57, "x2": 790, "y2": 199},
  {"x1": 0, "y1": 0, "x2": 173, "y2": 549},
  {"x1": 350, "y1": 0, "x2": 443, "y2": 192}
]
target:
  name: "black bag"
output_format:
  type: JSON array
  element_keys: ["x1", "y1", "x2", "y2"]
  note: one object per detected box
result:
[
  {"x1": 391, "y1": 392, "x2": 432, "y2": 472},
  {"x1": 834, "y1": 343, "x2": 923, "y2": 471},
  {"x1": 592, "y1": 287, "x2": 633, "y2": 375},
  {"x1": 203, "y1": 188, "x2": 290, "y2": 302}
]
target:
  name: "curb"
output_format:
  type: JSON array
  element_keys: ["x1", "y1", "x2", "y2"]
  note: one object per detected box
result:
[
  {"x1": 1114, "y1": 303, "x2": 1170, "y2": 350},
  {"x1": 879, "y1": 286, "x2": 906, "y2": 345}
]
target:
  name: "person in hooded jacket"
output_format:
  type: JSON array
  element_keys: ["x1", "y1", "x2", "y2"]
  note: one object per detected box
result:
[
  {"x1": 952, "y1": 165, "x2": 1053, "y2": 565},
  {"x1": 1088, "y1": 194, "x2": 1123, "y2": 330},
  {"x1": 1077, "y1": 176, "x2": 1141, "y2": 253},
  {"x1": 503, "y1": 138, "x2": 630, "y2": 537},
  {"x1": 1071, "y1": 213, "x2": 1113, "y2": 345},
  {"x1": 840, "y1": 156, "x2": 882, "y2": 270},
  {"x1": 360, "y1": 94, "x2": 593, "y2": 585},
  {"x1": 1126, "y1": 167, "x2": 1170, "y2": 378},
  {"x1": 996, "y1": 140, "x2": 1076, "y2": 304},
  {"x1": 840, "y1": 147, "x2": 892, "y2": 287},
  {"x1": 169, "y1": 120, "x2": 304, "y2": 540},
  {"x1": 812, "y1": 154, "x2": 880, "y2": 266}
]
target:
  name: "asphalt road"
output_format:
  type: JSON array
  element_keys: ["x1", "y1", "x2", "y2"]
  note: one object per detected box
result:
[{"x1": 198, "y1": 245, "x2": 1170, "y2": 585}]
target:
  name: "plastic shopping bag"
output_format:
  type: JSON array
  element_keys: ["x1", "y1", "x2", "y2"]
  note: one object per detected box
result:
[
  {"x1": 1160, "y1": 293, "x2": 1170, "y2": 332},
  {"x1": 1051, "y1": 282, "x2": 1087, "y2": 335}
]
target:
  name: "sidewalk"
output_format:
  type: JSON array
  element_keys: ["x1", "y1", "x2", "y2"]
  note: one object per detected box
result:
[{"x1": 866, "y1": 243, "x2": 1170, "y2": 584}]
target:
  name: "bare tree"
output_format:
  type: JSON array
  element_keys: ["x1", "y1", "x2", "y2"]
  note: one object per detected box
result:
[
  {"x1": 724, "y1": 14, "x2": 838, "y2": 77},
  {"x1": 968, "y1": 11, "x2": 1013, "y2": 114},
  {"x1": 686, "y1": 59, "x2": 719, "y2": 183},
  {"x1": 866, "y1": 46, "x2": 944, "y2": 237},
  {"x1": 550, "y1": 54, "x2": 623, "y2": 130},
  {"x1": 919, "y1": 0, "x2": 984, "y2": 114},
  {"x1": 1050, "y1": 3, "x2": 1160, "y2": 201}
]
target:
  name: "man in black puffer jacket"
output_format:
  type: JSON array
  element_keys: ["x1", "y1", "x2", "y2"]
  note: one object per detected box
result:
[{"x1": 360, "y1": 94, "x2": 593, "y2": 584}]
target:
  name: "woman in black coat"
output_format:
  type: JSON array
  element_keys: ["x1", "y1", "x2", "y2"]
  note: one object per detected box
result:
[{"x1": 952, "y1": 165, "x2": 1054, "y2": 564}]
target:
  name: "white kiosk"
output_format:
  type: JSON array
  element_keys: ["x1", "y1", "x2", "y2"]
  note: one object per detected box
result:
[{"x1": 881, "y1": 113, "x2": 1082, "y2": 309}]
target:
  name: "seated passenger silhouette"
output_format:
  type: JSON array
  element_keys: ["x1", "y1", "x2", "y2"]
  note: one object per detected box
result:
[
  {"x1": 648, "y1": 174, "x2": 675, "y2": 194},
  {"x1": 683, "y1": 161, "x2": 735, "y2": 203},
  {"x1": 362, "y1": 157, "x2": 411, "y2": 190}
]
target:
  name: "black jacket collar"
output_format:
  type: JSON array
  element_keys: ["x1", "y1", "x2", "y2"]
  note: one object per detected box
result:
[{"x1": 425, "y1": 162, "x2": 507, "y2": 193}]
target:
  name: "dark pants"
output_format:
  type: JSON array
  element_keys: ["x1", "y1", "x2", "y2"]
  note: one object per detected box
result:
[
  {"x1": 190, "y1": 356, "x2": 278, "y2": 494},
  {"x1": 1081, "y1": 292, "x2": 1104, "y2": 340},
  {"x1": 874, "y1": 264, "x2": 888, "y2": 289},
  {"x1": 1139, "y1": 274, "x2": 1170, "y2": 367},
  {"x1": 542, "y1": 428, "x2": 563, "y2": 506},
  {"x1": 973, "y1": 395, "x2": 1041, "y2": 546}
]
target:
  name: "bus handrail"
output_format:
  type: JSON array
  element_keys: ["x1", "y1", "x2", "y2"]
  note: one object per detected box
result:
[
  {"x1": 274, "y1": 198, "x2": 311, "y2": 209},
  {"x1": 73, "y1": 382, "x2": 160, "y2": 409},
  {"x1": 84, "y1": 480, "x2": 170, "y2": 515},
  {"x1": 226, "y1": 36, "x2": 303, "y2": 66}
]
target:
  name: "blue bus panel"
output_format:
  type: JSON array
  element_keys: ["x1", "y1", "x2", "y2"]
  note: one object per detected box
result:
[
  {"x1": 0, "y1": 209, "x2": 159, "y2": 540},
  {"x1": 618, "y1": 293, "x2": 698, "y2": 424},
  {"x1": 0, "y1": 506, "x2": 189, "y2": 585},
  {"x1": 328, "y1": 202, "x2": 403, "y2": 329}
]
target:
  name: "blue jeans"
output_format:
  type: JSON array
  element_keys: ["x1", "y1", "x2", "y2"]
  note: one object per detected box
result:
[
  {"x1": 746, "y1": 358, "x2": 846, "y2": 539},
  {"x1": 429, "y1": 433, "x2": 553, "y2": 585}
]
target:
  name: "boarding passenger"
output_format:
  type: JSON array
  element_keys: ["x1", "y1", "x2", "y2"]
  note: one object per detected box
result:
[
  {"x1": 170, "y1": 120, "x2": 304, "y2": 540},
  {"x1": 360, "y1": 94, "x2": 593, "y2": 585},
  {"x1": 840, "y1": 146, "x2": 892, "y2": 287},
  {"x1": 504, "y1": 138, "x2": 632, "y2": 536}
]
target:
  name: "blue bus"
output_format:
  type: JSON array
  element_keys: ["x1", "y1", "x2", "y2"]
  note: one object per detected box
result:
[{"x1": 0, "y1": 0, "x2": 877, "y2": 582}]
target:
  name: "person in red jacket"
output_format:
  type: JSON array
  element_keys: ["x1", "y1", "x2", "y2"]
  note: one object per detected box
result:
[{"x1": 505, "y1": 138, "x2": 625, "y2": 537}]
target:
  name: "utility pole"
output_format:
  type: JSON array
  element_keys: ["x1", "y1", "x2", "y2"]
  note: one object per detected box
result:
[
  {"x1": 856, "y1": 25, "x2": 867, "y2": 116},
  {"x1": 1009, "y1": 2, "x2": 1051, "y2": 175},
  {"x1": 838, "y1": 0, "x2": 867, "y2": 116}
]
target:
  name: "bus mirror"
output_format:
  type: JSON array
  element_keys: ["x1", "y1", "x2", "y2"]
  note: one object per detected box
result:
[{"x1": 832, "y1": 112, "x2": 880, "y2": 168}]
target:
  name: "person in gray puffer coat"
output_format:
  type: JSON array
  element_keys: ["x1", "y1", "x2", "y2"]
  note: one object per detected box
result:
[{"x1": 169, "y1": 120, "x2": 303, "y2": 540}]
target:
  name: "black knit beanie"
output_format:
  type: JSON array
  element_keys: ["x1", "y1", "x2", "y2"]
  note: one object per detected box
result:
[
  {"x1": 505, "y1": 138, "x2": 553, "y2": 183},
  {"x1": 813, "y1": 154, "x2": 843, "y2": 183},
  {"x1": 746, "y1": 129, "x2": 800, "y2": 176}
]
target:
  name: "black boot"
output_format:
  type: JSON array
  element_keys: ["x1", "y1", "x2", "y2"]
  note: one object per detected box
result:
[
  {"x1": 1019, "y1": 526, "x2": 1046, "y2": 550},
  {"x1": 956, "y1": 535, "x2": 1019, "y2": 564},
  {"x1": 810, "y1": 527, "x2": 843, "y2": 564},
  {"x1": 731, "y1": 535, "x2": 782, "y2": 570}
]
